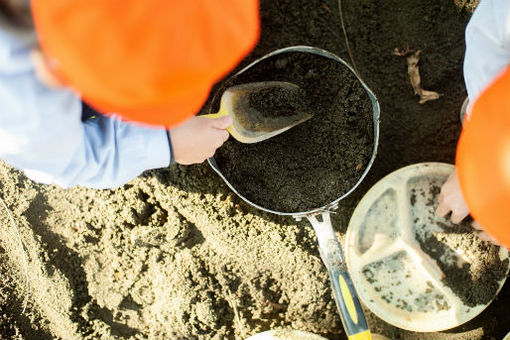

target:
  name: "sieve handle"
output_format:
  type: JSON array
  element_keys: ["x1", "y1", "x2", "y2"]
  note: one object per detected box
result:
[{"x1": 307, "y1": 213, "x2": 371, "y2": 340}]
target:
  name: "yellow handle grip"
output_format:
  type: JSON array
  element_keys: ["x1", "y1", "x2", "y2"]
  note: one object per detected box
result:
[
  {"x1": 200, "y1": 107, "x2": 244, "y2": 141},
  {"x1": 201, "y1": 107, "x2": 229, "y2": 120}
]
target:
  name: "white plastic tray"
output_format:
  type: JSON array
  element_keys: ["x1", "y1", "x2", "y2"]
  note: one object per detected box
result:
[{"x1": 345, "y1": 163, "x2": 509, "y2": 332}]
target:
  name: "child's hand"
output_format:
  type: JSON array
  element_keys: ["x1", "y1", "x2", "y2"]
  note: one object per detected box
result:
[
  {"x1": 436, "y1": 171, "x2": 500, "y2": 245},
  {"x1": 169, "y1": 116, "x2": 232, "y2": 165},
  {"x1": 435, "y1": 171, "x2": 470, "y2": 223}
]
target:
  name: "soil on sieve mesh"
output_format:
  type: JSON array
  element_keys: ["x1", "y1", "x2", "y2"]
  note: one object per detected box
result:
[
  {"x1": 414, "y1": 186, "x2": 509, "y2": 308},
  {"x1": 214, "y1": 53, "x2": 374, "y2": 213},
  {"x1": 419, "y1": 222, "x2": 509, "y2": 307}
]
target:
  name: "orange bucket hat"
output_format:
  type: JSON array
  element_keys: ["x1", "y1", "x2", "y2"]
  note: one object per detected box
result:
[
  {"x1": 457, "y1": 65, "x2": 510, "y2": 248},
  {"x1": 31, "y1": 0, "x2": 260, "y2": 127}
]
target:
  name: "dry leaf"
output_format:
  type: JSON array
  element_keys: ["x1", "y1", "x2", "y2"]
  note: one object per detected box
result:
[
  {"x1": 392, "y1": 47, "x2": 411, "y2": 57},
  {"x1": 406, "y1": 50, "x2": 422, "y2": 96},
  {"x1": 395, "y1": 48, "x2": 440, "y2": 104},
  {"x1": 418, "y1": 89, "x2": 440, "y2": 104}
]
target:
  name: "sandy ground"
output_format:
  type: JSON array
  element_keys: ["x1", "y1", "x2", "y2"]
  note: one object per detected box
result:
[{"x1": 1, "y1": 0, "x2": 509, "y2": 340}]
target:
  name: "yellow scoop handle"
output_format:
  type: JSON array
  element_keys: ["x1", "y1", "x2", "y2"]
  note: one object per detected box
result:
[
  {"x1": 201, "y1": 107, "x2": 229, "y2": 120},
  {"x1": 202, "y1": 107, "x2": 251, "y2": 143}
]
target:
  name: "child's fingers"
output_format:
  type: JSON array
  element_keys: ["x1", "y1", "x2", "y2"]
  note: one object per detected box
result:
[
  {"x1": 435, "y1": 202, "x2": 451, "y2": 218},
  {"x1": 438, "y1": 191, "x2": 445, "y2": 202},
  {"x1": 207, "y1": 126, "x2": 229, "y2": 149},
  {"x1": 472, "y1": 220, "x2": 483, "y2": 230},
  {"x1": 216, "y1": 129, "x2": 229, "y2": 145},
  {"x1": 211, "y1": 116, "x2": 233, "y2": 130},
  {"x1": 450, "y1": 210, "x2": 468, "y2": 224}
]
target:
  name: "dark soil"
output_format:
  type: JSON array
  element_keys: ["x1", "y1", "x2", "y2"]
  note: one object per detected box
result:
[
  {"x1": 247, "y1": 84, "x2": 304, "y2": 119},
  {"x1": 233, "y1": 82, "x2": 310, "y2": 133},
  {"x1": 422, "y1": 225, "x2": 509, "y2": 307},
  {"x1": 214, "y1": 53, "x2": 374, "y2": 212}
]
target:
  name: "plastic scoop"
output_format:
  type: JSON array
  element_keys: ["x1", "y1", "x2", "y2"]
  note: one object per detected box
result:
[{"x1": 202, "y1": 81, "x2": 312, "y2": 143}]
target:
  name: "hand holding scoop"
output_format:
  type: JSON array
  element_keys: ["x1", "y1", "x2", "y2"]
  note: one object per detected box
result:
[{"x1": 202, "y1": 81, "x2": 312, "y2": 143}]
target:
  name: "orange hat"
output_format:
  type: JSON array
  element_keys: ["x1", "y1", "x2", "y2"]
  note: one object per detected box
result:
[
  {"x1": 31, "y1": 1, "x2": 260, "y2": 127},
  {"x1": 456, "y1": 65, "x2": 510, "y2": 248}
]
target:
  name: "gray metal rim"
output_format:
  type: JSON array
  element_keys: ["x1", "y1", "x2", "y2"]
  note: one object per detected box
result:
[{"x1": 207, "y1": 45, "x2": 380, "y2": 218}]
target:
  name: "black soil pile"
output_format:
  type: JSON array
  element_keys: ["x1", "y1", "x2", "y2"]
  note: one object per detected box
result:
[
  {"x1": 413, "y1": 185, "x2": 509, "y2": 307},
  {"x1": 247, "y1": 85, "x2": 303, "y2": 119},
  {"x1": 214, "y1": 53, "x2": 374, "y2": 212},
  {"x1": 410, "y1": 180, "x2": 508, "y2": 307},
  {"x1": 424, "y1": 225, "x2": 509, "y2": 307}
]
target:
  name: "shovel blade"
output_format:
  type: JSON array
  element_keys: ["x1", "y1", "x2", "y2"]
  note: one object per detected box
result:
[{"x1": 221, "y1": 81, "x2": 312, "y2": 143}]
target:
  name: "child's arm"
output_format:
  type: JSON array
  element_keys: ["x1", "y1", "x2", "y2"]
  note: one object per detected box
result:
[
  {"x1": 463, "y1": 0, "x2": 510, "y2": 106},
  {"x1": 0, "y1": 74, "x2": 230, "y2": 188},
  {"x1": 0, "y1": 72, "x2": 171, "y2": 188},
  {"x1": 437, "y1": 0, "x2": 510, "y2": 225},
  {"x1": 0, "y1": 30, "x2": 231, "y2": 189}
]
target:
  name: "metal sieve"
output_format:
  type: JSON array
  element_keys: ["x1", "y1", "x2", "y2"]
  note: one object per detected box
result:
[{"x1": 208, "y1": 46, "x2": 380, "y2": 340}]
